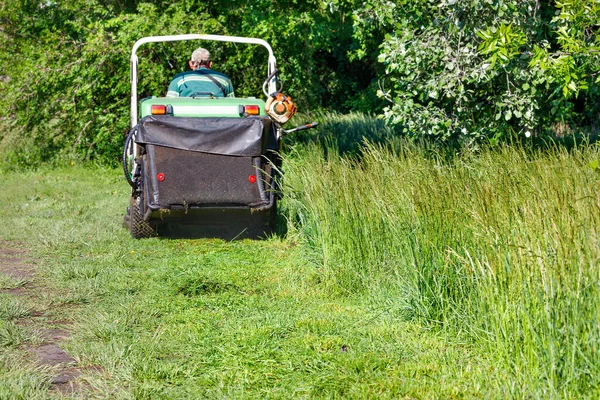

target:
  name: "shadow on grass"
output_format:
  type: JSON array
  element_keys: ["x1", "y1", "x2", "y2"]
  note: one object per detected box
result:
[{"x1": 135, "y1": 206, "x2": 287, "y2": 241}]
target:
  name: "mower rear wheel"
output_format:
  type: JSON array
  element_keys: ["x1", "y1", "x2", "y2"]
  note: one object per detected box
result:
[{"x1": 129, "y1": 196, "x2": 155, "y2": 239}]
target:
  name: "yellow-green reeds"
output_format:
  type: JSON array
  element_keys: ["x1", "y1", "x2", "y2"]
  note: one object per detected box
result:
[{"x1": 285, "y1": 137, "x2": 600, "y2": 396}]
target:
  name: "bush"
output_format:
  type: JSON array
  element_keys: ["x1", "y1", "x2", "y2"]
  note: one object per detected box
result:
[
  {"x1": 0, "y1": 0, "x2": 379, "y2": 167},
  {"x1": 353, "y1": 0, "x2": 600, "y2": 141}
]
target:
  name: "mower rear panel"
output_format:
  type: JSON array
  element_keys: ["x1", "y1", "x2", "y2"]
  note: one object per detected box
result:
[{"x1": 131, "y1": 108, "x2": 280, "y2": 239}]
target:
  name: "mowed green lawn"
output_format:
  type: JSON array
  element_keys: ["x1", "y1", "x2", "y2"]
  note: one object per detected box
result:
[{"x1": 0, "y1": 166, "x2": 492, "y2": 398}]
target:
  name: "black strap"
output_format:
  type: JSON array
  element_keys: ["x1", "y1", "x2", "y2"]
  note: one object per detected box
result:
[{"x1": 195, "y1": 69, "x2": 228, "y2": 97}]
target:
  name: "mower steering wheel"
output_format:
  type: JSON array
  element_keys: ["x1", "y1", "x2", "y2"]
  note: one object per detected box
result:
[{"x1": 191, "y1": 91, "x2": 215, "y2": 98}]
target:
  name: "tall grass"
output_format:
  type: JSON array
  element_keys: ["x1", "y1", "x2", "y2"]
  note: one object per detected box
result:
[
  {"x1": 287, "y1": 111, "x2": 400, "y2": 156},
  {"x1": 285, "y1": 122, "x2": 600, "y2": 396}
]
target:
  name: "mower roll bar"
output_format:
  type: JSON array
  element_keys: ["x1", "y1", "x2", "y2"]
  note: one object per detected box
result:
[{"x1": 130, "y1": 34, "x2": 278, "y2": 128}]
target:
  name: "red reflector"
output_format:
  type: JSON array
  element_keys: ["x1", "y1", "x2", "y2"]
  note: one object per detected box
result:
[
  {"x1": 244, "y1": 105, "x2": 260, "y2": 115},
  {"x1": 248, "y1": 175, "x2": 257, "y2": 183},
  {"x1": 157, "y1": 173, "x2": 165, "y2": 182},
  {"x1": 151, "y1": 105, "x2": 167, "y2": 115}
]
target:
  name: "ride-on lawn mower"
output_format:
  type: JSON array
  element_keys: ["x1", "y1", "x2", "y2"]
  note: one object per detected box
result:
[{"x1": 123, "y1": 34, "x2": 316, "y2": 239}]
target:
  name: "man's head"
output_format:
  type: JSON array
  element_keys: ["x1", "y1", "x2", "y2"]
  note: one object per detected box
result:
[{"x1": 190, "y1": 48, "x2": 212, "y2": 69}]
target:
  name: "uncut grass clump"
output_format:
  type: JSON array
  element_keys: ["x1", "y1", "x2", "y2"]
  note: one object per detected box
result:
[
  {"x1": 286, "y1": 111, "x2": 399, "y2": 156},
  {"x1": 284, "y1": 140, "x2": 600, "y2": 396}
]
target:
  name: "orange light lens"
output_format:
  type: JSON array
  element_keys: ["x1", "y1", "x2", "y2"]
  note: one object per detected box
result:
[
  {"x1": 244, "y1": 105, "x2": 260, "y2": 115},
  {"x1": 151, "y1": 105, "x2": 167, "y2": 115}
]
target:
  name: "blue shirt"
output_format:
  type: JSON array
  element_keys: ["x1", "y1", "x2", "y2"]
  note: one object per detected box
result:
[{"x1": 166, "y1": 67, "x2": 235, "y2": 98}]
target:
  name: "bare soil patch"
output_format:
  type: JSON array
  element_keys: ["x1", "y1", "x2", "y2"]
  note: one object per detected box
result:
[
  {"x1": 0, "y1": 240, "x2": 82, "y2": 395},
  {"x1": 0, "y1": 241, "x2": 35, "y2": 280}
]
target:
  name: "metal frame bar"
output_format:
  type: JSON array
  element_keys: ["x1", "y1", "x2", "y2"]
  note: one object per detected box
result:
[{"x1": 130, "y1": 34, "x2": 277, "y2": 128}]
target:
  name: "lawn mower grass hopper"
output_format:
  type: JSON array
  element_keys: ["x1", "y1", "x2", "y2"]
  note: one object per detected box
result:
[{"x1": 123, "y1": 34, "x2": 316, "y2": 239}]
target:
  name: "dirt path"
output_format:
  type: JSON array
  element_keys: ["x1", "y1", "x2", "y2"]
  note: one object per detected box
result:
[{"x1": 0, "y1": 240, "x2": 81, "y2": 395}]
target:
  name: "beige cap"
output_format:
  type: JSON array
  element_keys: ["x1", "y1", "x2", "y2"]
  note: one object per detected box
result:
[{"x1": 191, "y1": 48, "x2": 210, "y2": 64}]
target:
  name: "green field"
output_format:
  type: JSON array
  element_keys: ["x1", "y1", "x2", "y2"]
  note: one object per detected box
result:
[{"x1": 1, "y1": 131, "x2": 599, "y2": 398}]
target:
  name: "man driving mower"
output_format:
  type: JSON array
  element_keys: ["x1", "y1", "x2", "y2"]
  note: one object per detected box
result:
[{"x1": 166, "y1": 47, "x2": 234, "y2": 98}]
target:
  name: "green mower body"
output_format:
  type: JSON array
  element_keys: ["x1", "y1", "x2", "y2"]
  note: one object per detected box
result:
[{"x1": 124, "y1": 35, "x2": 284, "y2": 239}]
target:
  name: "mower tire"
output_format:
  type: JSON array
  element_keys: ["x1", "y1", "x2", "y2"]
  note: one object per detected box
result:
[{"x1": 129, "y1": 196, "x2": 155, "y2": 239}]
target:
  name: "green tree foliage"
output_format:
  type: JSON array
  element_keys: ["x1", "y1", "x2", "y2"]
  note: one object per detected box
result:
[
  {"x1": 0, "y1": 0, "x2": 376, "y2": 165},
  {"x1": 353, "y1": 0, "x2": 600, "y2": 141},
  {"x1": 1, "y1": 0, "x2": 600, "y2": 165}
]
